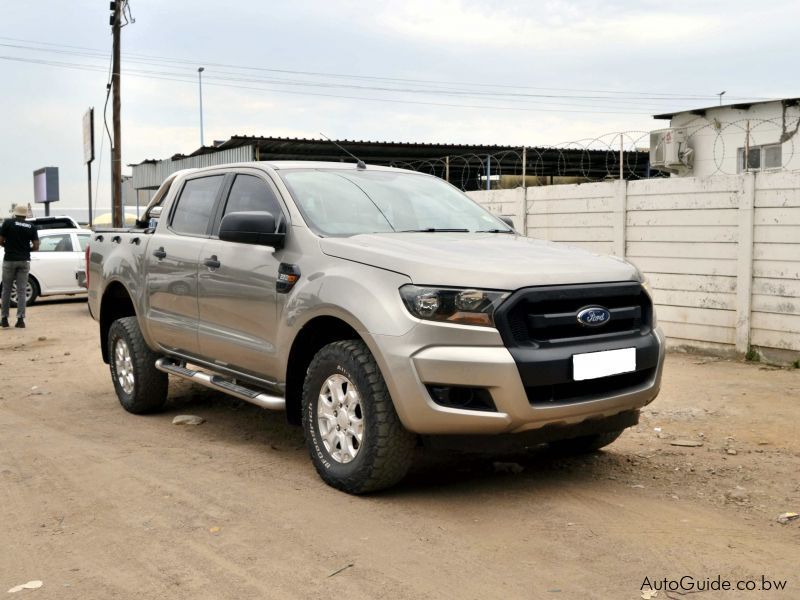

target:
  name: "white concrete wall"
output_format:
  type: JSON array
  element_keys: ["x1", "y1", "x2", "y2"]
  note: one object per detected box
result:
[
  {"x1": 468, "y1": 171, "x2": 800, "y2": 361},
  {"x1": 664, "y1": 100, "x2": 800, "y2": 178}
]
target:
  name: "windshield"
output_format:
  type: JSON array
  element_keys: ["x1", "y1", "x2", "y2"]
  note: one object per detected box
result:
[{"x1": 279, "y1": 169, "x2": 512, "y2": 236}]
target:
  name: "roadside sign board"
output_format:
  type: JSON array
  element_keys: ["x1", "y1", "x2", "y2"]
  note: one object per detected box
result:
[
  {"x1": 83, "y1": 107, "x2": 95, "y2": 164},
  {"x1": 33, "y1": 167, "x2": 60, "y2": 204}
]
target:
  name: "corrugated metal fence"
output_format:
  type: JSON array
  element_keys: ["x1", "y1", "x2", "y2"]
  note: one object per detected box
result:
[{"x1": 131, "y1": 146, "x2": 255, "y2": 190}]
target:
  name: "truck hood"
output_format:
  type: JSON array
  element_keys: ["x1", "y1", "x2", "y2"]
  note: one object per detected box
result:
[{"x1": 319, "y1": 232, "x2": 639, "y2": 290}]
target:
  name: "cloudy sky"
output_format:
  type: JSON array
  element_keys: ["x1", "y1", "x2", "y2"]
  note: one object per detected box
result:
[{"x1": 1, "y1": 0, "x2": 796, "y2": 215}]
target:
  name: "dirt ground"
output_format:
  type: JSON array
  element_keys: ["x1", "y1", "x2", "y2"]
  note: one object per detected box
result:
[{"x1": 0, "y1": 298, "x2": 798, "y2": 599}]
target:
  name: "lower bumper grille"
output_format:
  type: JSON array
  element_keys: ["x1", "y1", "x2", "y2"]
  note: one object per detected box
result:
[{"x1": 526, "y1": 367, "x2": 656, "y2": 405}]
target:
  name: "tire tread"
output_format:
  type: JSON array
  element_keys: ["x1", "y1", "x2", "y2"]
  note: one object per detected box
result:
[
  {"x1": 108, "y1": 316, "x2": 168, "y2": 414},
  {"x1": 303, "y1": 339, "x2": 415, "y2": 494}
]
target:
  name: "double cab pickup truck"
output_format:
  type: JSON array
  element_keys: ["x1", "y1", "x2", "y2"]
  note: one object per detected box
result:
[{"x1": 88, "y1": 161, "x2": 664, "y2": 493}]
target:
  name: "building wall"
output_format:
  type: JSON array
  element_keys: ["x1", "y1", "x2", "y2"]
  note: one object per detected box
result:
[
  {"x1": 468, "y1": 171, "x2": 800, "y2": 362},
  {"x1": 663, "y1": 101, "x2": 800, "y2": 178}
]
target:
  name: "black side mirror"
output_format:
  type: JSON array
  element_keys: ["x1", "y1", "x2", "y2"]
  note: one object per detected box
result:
[
  {"x1": 219, "y1": 211, "x2": 285, "y2": 249},
  {"x1": 499, "y1": 215, "x2": 516, "y2": 231}
]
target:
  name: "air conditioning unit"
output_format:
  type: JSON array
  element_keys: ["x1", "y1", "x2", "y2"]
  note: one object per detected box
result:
[{"x1": 650, "y1": 128, "x2": 693, "y2": 172}]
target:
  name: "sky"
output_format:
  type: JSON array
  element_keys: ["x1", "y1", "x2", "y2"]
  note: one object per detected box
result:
[{"x1": 1, "y1": 0, "x2": 797, "y2": 216}]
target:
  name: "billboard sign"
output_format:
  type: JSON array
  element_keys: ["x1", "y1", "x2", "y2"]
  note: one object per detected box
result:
[
  {"x1": 33, "y1": 167, "x2": 60, "y2": 204},
  {"x1": 83, "y1": 107, "x2": 95, "y2": 164}
]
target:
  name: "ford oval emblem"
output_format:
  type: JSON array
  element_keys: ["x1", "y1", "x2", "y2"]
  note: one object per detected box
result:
[{"x1": 577, "y1": 306, "x2": 611, "y2": 327}]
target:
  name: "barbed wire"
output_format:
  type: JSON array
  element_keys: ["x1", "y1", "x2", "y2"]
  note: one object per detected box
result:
[{"x1": 391, "y1": 115, "x2": 800, "y2": 190}]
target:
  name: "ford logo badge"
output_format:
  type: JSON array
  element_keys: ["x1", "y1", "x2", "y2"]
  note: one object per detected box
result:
[{"x1": 577, "y1": 306, "x2": 611, "y2": 327}]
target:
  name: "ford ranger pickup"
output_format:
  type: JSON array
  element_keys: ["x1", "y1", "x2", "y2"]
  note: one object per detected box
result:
[{"x1": 87, "y1": 161, "x2": 664, "y2": 493}]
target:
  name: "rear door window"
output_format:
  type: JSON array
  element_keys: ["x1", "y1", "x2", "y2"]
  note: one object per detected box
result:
[
  {"x1": 38, "y1": 233, "x2": 74, "y2": 252},
  {"x1": 171, "y1": 175, "x2": 224, "y2": 236}
]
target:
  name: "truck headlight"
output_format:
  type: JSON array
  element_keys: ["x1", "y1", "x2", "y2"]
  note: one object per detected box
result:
[{"x1": 399, "y1": 285, "x2": 509, "y2": 327}]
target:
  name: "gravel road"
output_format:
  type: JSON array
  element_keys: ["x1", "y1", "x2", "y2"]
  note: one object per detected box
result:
[{"x1": 1, "y1": 298, "x2": 797, "y2": 599}]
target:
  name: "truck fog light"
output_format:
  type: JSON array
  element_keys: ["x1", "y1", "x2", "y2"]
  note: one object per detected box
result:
[{"x1": 426, "y1": 385, "x2": 496, "y2": 412}]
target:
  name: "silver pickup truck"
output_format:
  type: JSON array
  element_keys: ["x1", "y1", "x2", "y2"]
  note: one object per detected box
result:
[{"x1": 87, "y1": 161, "x2": 664, "y2": 493}]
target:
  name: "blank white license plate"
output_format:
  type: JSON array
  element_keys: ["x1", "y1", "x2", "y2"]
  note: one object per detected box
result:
[{"x1": 572, "y1": 348, "x2": 636, "y2": 381}]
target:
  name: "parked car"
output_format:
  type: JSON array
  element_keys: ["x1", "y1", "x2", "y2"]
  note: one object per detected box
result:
[
  {"x1": 0, "y1": 228, "x2": 91, "y2": 306},
  {"x1": 26, "y1": 215, "x2": 81, "y2": 230},
  {"x1": 88, "y1": 162, "x2": 664, "y2": 494}
]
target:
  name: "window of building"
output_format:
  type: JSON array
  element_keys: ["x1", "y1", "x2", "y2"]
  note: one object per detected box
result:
[{"x1": 737, "y1": 144, "x2": 782, "y2": 172}]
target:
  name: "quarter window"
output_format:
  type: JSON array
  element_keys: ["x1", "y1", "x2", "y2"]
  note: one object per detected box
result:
[{"x1": 171, "y1": 175, "x2": 224, "y2": 236}]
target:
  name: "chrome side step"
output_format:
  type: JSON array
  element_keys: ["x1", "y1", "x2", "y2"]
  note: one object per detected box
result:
[{"x1": 155, "y1": 358, "x2": 285, "y2": 411}]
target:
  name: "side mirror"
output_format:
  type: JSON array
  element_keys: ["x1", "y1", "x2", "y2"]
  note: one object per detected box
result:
[
  {"x1": 219, "y1": 211, "x2": 285, "y2": 249},
  {"x1": 499, "y1": 215, "x2": 516, "y2": 231}
]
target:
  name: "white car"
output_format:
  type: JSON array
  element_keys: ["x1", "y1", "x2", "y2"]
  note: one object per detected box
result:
[{"x1": 0, "y1": 228, "x2": 90, "y2": 306}]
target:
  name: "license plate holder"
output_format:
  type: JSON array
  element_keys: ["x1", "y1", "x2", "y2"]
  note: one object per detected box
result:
[{"x1": 572, "y1": 347, "x2": 636, "y2": 381}]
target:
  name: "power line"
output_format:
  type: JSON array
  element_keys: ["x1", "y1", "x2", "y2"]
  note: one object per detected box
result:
[
  {"x1": 0, "y1": 55, "x2": 659, "y2": 115},
  {"x1": 0, "y1": 41, "x2": 685, "y2": 107},
  {"x1": 0, "y1": 36, "x2": 768, "y2": 103}
]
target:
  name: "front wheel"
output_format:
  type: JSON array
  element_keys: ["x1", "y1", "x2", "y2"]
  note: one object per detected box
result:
[
  {"x1": 108, "y1": 317, "x2": 168, "y2": 414},
  {"x1": 302, "y1": 340, "x2": 416, "y2": 494}
]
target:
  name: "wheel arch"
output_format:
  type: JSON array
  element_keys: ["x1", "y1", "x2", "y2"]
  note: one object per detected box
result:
[
  {"x1": 284, "y1": 315, "x2": 364, "y2": 425},
  {"x1": 100, "y1": 280, "x2": 137, "y2": 364}
]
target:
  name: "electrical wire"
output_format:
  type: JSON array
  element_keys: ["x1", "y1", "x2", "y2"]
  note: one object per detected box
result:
[
  {"x1": 0, "y1": 36, "x2": 768, "y2": 103},
  {"x1": 0, "y1": 55, "x2": 662, "y2": 115},
  {"x1": 95, "y1": 51, "x2": 114, "y2": 221}
]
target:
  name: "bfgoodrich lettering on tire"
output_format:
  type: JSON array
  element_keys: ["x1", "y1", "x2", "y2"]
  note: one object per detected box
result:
[
  {"x1": 302, "y1": 340, "x2": 416, "y2": 494},
  {"x1": 108, "y1": 316, "x2": 168, "y2": 414}
]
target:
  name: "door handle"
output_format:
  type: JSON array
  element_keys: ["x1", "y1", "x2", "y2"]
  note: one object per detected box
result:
[
  {"x1": 153, "y1": 247, "x2": 167, "y2": 260},
  {"x1": 203, "y1": 255, "x2": 221, "y2": 269}
]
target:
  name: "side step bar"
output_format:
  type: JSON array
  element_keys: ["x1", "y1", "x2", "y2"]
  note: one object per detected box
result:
[{"x1": 155, "y1": 358, "x2": 285, "y2": 411}]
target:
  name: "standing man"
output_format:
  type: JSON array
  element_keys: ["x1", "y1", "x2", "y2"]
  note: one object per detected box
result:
[{"x1": 0, "y1": 205, "x2": 40, "y2": 328}]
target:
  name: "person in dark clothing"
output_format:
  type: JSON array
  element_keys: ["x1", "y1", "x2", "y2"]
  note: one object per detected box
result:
[{"x1": 0, "y1": 205, "x2": 40, "y2": 328}]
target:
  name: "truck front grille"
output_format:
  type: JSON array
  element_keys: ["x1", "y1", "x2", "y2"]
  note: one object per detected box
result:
[
  {"x1": 494, "y1": 281, "x2": 660, "y2": 406},
  {"x1": 497, "y1": 281, "x2": 652, "y2": 347}
]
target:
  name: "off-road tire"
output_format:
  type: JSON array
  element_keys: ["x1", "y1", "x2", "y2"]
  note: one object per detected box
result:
[
  {"x1": 302, "y1": 340, "x2": 416, "y2": 494},
  {"x1": 108, "y1": 317, "x2": 168, "y2": 414},
  {"x1": 549, "y1": 429, "x2": 624, "y2": 455}
]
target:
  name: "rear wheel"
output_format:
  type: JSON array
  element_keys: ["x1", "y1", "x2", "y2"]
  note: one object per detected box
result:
[
  {"x1": 549, "y1": 429, "x2": 625, "y2": 455},
  {"x1": 108, "y1": 317, "x2": 168, "y2": 414},
  {"x1": 302, "y1": 340, "x2": 416, "y2": 494},
  {"x1": 4, "y1": 277, "x2": 39, "y2": 307}
]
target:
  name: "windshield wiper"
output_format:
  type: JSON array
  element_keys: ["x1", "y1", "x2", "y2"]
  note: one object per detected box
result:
[
  {"x1": 398, "y1": 228, "x2": 469, "y2": 233},
  {"x1": 475, "y1": 228, "x2": 514, "y2": 233}
]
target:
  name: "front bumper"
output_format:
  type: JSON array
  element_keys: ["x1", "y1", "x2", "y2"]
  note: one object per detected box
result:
[{"x1": 371, "y1": 323, "x2": 664, "y2": 436}]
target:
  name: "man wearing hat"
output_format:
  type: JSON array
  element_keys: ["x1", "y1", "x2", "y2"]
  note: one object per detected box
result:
[{"x1": 0, "y1": 205, "x2": 40, "y2": 328}]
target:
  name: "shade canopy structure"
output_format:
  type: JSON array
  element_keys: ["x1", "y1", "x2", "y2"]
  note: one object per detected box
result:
[{"x1": 93, "y1": 212, "x2": 139, "y2": 227}]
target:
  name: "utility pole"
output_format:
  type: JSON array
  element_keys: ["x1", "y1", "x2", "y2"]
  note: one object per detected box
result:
[
  {"x1": 111, "y1": 0, "x2": 123, "y2": 228},
  {"x1": 198, "y1": 67, "x2": 205, "y2": 147}
]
